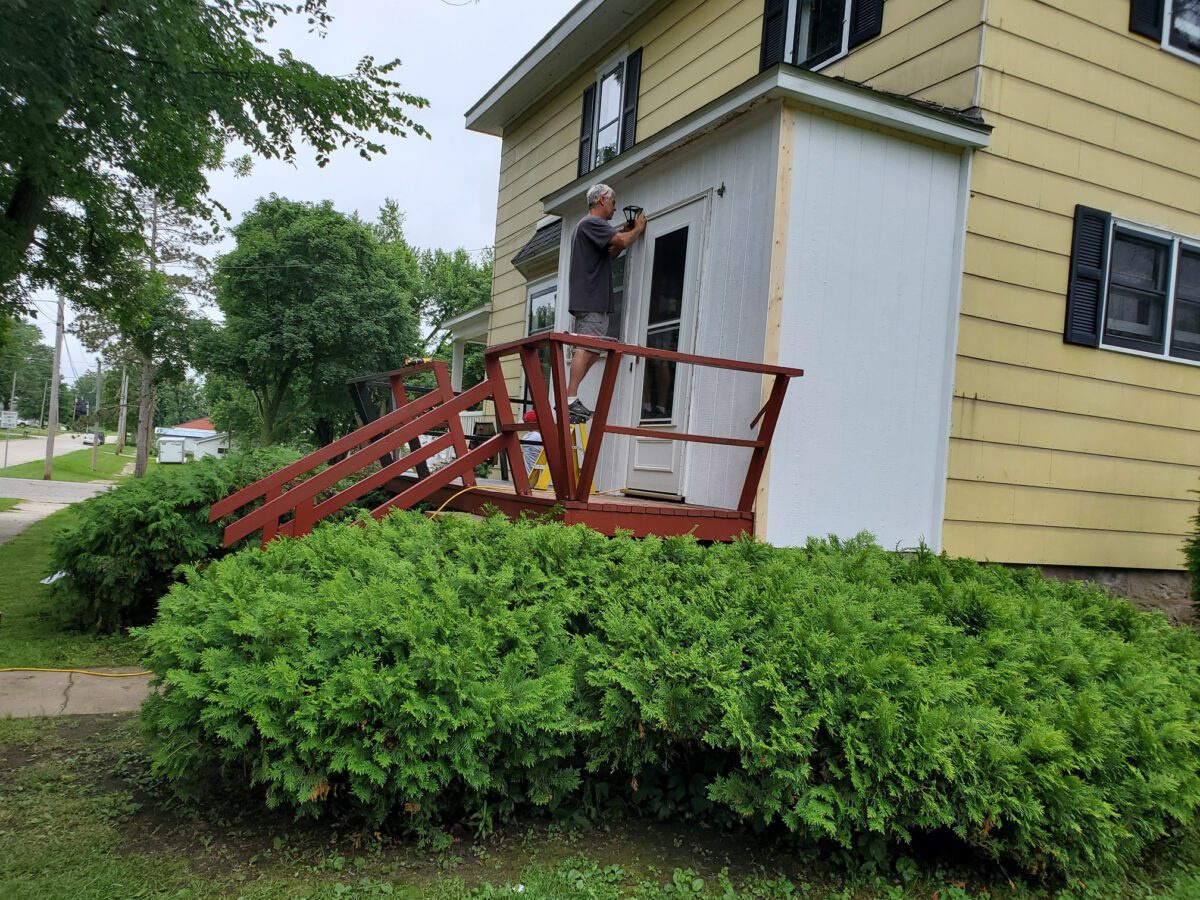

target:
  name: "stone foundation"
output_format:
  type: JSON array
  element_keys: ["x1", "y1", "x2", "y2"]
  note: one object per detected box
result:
[{"x1": 1033, "y1": 565, "x2": 1194, "y2": 625}]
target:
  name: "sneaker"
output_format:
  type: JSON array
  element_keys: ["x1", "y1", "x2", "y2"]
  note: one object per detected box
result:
[{"x1": 567, "y1": 399, "x2": 593, "y2": 423}]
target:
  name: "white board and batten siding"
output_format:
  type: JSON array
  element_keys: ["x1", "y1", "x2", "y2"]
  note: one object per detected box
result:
[
  {"x1": 766, "y1": 111, "x2": 970, "y2": 552},
  {"x1": 551, "y1": 106, "x2": 780, "y2": 504}
]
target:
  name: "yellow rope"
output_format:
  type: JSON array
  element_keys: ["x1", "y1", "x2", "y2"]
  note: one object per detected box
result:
[
  {"x1": 0, "y1": 667, "x2": 152, "y2": 677},
  {"x1": 429, "y1": 483, "x2": 485, "y2": 517}
]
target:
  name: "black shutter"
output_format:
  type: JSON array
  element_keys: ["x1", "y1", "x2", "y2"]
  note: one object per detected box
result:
[
  {"x1": 848, "y1": 0, "x2": 885, "y2": 49},
  {"x1": 1129, "y1": 0, "x2": 1164, "y2": 39},
  {"x1": 578, "y1": 83, "x2": 596, "y2": 178},
  {"x1": 620, "y1": 48, "x2": 642, "y2": 154},
  {"x1": 1064, "y1": 205, "x2": 1112, "y2": 348},
  {"x1": 761, "y1": 0, "x2": 788, "y2": 70}
]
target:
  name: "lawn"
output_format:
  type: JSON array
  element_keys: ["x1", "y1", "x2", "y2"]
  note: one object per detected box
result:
[
  {"x1": 0, "y1": 497, "x2": 19, "y2": 512},
  {"x1": 1, "y1": 715, "x2": 1197, "y2": 900},
  {"x1": 0, "y1": 446, "x2": 128, "y2": 481},
  {"x1": 0, "y1": 506, "x2": 141, "y2": 668}
]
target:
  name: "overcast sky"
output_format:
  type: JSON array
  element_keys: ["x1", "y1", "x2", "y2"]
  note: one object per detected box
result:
[{"x1": 34, "y1": 0, "x2": 577, "y2": 384}]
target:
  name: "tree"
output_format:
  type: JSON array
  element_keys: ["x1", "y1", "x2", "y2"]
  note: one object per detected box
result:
[
  {"x1": 154, "y1": 378, "x2": 207, "y2": 429},
  {"x1": 1, "y1": 0, "x2": 427, "y2": 317},
  {"x1": 0, "y1": 320, "x2": 68, "y2": 422},
  {"x1": 414, "y1": 248, "x2": 493, "y2": 355},
  {"x1": 204, "y1": 196, "x2": 421, "y2": 446}
]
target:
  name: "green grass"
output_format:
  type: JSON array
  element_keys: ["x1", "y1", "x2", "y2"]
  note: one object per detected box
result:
[
  {"x1": 0, "y1": 715, "x2": 1198, "y2": 900},
  {"x1": 0, "y1": 497, "x2": 19, "y2": 512},
  {"x1": 0, "y1": 506, "x2": 141, "y2": 668},
  {"x1": 0, "y1": 446, "x2": 128, "y2": 482}
]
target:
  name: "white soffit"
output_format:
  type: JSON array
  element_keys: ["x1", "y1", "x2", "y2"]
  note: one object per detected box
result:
[
  {"x1": 465, "y1": 0, "x2": 657, "y2": 136},
  {"x1": 542, "y1": 66, "x2": 991, "y2": 214}
]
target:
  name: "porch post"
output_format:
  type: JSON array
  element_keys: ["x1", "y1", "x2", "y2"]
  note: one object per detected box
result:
[{"x1": 451, "y1": 340, "x2": 466, "y2": 392}]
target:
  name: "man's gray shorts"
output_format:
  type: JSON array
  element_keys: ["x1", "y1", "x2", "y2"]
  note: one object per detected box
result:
[{"x1": 571, "y1": 311, "x2": 610, "y2": 337}]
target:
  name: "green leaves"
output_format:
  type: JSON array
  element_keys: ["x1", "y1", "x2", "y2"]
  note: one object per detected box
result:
[
  {"x1": 140, "y1": 515, "x2": 1200, "y2": 878},
  {"x1": 49, "y1": 447, "x2": 300, "y2": 630}
]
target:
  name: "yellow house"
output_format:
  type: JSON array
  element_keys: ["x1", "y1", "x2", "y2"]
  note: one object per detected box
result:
[{"x1": 465, "y1": 0, "x2": 1200, "y2": 590}]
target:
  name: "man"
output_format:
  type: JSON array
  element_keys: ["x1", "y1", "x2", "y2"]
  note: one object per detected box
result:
[{"x1": 564, "y1": 183, "x2": 646, "y2": 421}]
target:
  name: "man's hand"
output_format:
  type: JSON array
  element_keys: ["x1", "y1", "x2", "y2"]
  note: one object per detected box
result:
[{"x1": 611, "y1": 212, "x2": 647, "y2": 256}]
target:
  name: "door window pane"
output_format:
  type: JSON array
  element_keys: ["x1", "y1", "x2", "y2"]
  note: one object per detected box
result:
[
  {"x1": 1104, "y1": 231, "x2": 1169, "y2": 352},
  {"x1": 1170, "y1": 0, "x2": 1200, "y2": 57},
  {"x1": 607, "y1": 254, "x2": 626, "y2": 339},
  {"x1": 648, "y1": 227, "x2": 688, "y2": 324},
  {"x1": 527, "y1": 285, "x2": 557, "y2": 334},
  {"x1": 641, "y1": 327, "x2": 679, "y2": 423},
  {"x1": 1171, "y1": 249, "x2": 1200, "y2": 360}
]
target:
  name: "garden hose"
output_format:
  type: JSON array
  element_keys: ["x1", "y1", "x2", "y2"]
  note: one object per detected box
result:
[{"x1": 0, "y1": 667, "x2": 152, "y2": 677}]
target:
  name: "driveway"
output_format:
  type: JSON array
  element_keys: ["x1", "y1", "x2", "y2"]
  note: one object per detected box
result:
[{"x1": 0, "y1": 433, "x2": 92, "y2": 469}]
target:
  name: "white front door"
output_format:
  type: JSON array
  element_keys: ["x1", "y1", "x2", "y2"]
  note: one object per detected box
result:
[{"x1": 623, "y1": 196, "x2": 707, "y2": 499}]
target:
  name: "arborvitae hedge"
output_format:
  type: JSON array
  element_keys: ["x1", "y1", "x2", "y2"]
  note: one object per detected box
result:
[
  {"x1": 50, "y1": 447, "x2": 300, "y2": 630},
  {"x1": 141, "y1": 513, "x2": 1200, "y2": 878}
]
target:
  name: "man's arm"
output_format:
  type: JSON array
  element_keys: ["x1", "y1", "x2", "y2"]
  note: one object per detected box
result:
[{"x1": 609, "y1": 213, "x2": 646, "y2": 257}]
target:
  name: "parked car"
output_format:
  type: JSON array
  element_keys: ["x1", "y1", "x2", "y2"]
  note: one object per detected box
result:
[{"x1": 82, "y1": 431, "x2": 106, "y2": 446}]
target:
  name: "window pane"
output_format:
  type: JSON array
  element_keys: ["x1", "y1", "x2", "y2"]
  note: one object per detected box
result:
[
  {"x1": 647, "y1": 227, "x2": 688, "y2": 325},
  {"x1": 1170, "y1": 0, "x2": 1200, "y2": 56},
  {"x1": 640, "y1": 326, "x2": 679, "y2": 424},
  {"x1": 800, "y1": 0, "x2": 845, "y2": 66},
  {"x1": 528, "y1": 286, "x2": 556, "y2": 334},
  {"x1": 1171, "y1": 250, "x2": 1200, "y2": 360},
  {"x1": 1105, "y1": 287, "x2": 1165, "y2": 344},
  {"x1": 597, "y1": 65, "x2": 623, "y2": 129},
  {"x1": 1110, "y1": 232, "x2": 1168, "y2": 291},
  {"x1": 595, "y1": 122, "x2": 620, "y2": 166}
]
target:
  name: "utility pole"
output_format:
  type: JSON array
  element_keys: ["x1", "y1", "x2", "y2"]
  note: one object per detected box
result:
[
  {"x1": 115, "y1": 367, "x2": 129, "y2": 455},
  {"x1": 91, "y1": 356, "x2": 102, "y2": 472},
  {"x1": 43, "y1": 294, "x2": 65, "y2": 480},
  {"x1": 39, "y1": 381, "x2": 48, "y2": 429},
  {"x1": 7, "y1": 370, "x2": 14, "y2": 411}
]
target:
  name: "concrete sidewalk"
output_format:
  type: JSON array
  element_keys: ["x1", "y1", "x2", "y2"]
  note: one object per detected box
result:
[
  {"x1": 0, "y1": 668, "x2": 155, "y2": 718},
  {"x1": 0, "y1": 478, "x2": 113, "y2": 546}
]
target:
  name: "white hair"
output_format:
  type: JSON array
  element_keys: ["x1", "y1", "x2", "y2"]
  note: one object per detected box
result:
[{"x1": 586, "y1": 183, "x2": 614, "y2": 208}]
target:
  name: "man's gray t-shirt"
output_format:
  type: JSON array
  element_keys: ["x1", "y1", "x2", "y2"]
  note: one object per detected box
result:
[{"x1": 568, "y1": 215, "x2": 618, "y2": 314}]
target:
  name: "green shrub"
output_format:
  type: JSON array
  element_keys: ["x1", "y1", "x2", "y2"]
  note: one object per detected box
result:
[
  {"x1": 50, "y1": 447, "x2": 300, "y2": 630},
  {"x1": 140, "y1": 514, "x2": 1200, "y2": 878}
]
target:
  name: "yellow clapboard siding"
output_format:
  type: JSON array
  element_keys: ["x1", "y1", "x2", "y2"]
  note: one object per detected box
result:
[
  {"x1": 960, "y1": 274, "x2": 1065, "y2": 334},
  {"x1": 957, "y1": 316, "x2": 1200, "y2": 397},
  {"x1": 953, "y1": 355, "x2": 1200, "y2": 432},
  {"x1": 907, "y1": 68, "x2": 979, "y2": 109},
  {"x1": 967, "y1": 192, "x2": 1071, "y2": 256},
  {"x1": 976, "y1": 73, "x2": 1198, "y2": 177},
  {"x1": 988, "y1": 0, "x2": 1200, "y2": 105},
  {"x1": 963, "y1": 232, "x2": 1068, "y2": 295},
  {"x1": 828, "y1": 1, "x2": 981, "y2": 86},
  {"x1": 942, "y1": 519, "x2": 1186, "y2": 569},
  {"x1": 945, "y1": 479, "x2": 1192, "y2": 535},
  {"x1": 947, "y1": 439, "x2": 1200, "y2": 502},
  {"x1": 980, "y1": 29, "x2": 1200, "y2": 143},
  {"x1": 981, "y1": 111, "x2": 1200, "y2": 210},
  {"x1": 950, "y1": 396, "x2": 1198, "y2": 467},
  {"x1": 970, "y1": 154, "x2": 1200, "y2": 239}
]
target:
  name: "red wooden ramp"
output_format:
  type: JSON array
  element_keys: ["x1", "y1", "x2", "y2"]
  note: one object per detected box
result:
[{"x1": 209, "y1": 337, "x2": 802, "y2": 548}]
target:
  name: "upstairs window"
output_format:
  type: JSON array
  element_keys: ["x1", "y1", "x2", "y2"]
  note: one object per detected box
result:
[
  {"x1": 1130, "y1": 0, "x2": 1200, "y2": 63},
  {"x1": 760, "y1": 0, "x2": 883, "y2": 71},
  {"x1": 578, "y1": 49, "x2": 643, "y2": 178},
  {"x1": 1064, "y1": 206, "x2": 1200, "y2": 364}
]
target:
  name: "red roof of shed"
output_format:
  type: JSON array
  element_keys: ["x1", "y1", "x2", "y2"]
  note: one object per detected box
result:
[{"x1": 175, "y1": 417, "x2": 215, "y2": 431}]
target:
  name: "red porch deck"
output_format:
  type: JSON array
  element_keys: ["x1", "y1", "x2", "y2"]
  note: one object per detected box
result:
[{"x1": 209, "y1": 334, "x2": 802, "y2": 547}]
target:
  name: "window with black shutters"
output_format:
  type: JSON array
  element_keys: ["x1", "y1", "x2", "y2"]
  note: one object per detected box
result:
[
  {"x1": 1130, "y1": 0, "x2": 1200, "y2": 64},
  {"x1": 577, "y1": 49, "x2": 642, "y2": 177},
  {"x1": 1064, "y1": 206, "x2": 1200, "y2": 366},
  {"x1": 760, "y1": 0, "x2": 883, "y2": 71}
]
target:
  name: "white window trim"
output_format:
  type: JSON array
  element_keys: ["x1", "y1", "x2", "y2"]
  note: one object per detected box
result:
[
  {"x1": 587, "y1": 46, "x2": 630, "y2": 171},
  {"x1": 526, "y1": 276, "x2": 559, "y2": 337},
  {"x1": 1160, "y1": 0, "x2": 1200, "y2": 64},
  {"x1": 782, "y1": 0, "x2": 853, "y2": 72},
  {"x1": 1097, "y1": 216, "x2": 1200, "y2": 368}
]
